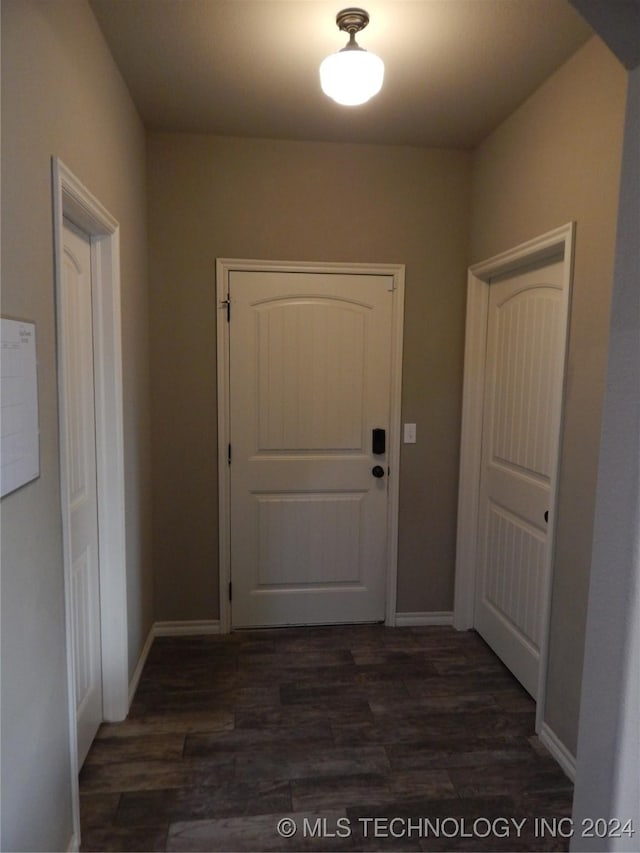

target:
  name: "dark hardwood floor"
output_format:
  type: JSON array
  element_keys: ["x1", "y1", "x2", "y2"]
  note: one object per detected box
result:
[{"x1": 79, "y1": 625, "x2": 573, "y2": 851}]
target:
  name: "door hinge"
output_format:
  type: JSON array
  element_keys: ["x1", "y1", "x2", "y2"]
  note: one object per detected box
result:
[
  {"x1": 228, "y1": 443, "x2": 232, "y2": 465},
  {"x1": 228, "y1": 581, "x2": 232, "y2": 601},
  {"x1": 220, "y1": 297, "x2": 231, "y2": 322}
]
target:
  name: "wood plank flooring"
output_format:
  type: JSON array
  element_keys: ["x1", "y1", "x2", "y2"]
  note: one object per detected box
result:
[{"x1": 79, "y1": 625, "x2": 573, "y2": 851}]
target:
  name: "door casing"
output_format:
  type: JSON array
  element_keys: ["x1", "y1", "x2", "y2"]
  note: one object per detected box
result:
[
  {"x1": 216, "y1": 259, "x2": 405, "y2": 633},
  {"x1": 453, "y1": 222, "x2": 575, "y2": 733},
  {"x1": 52, "y1": 159, "x2": 128, "y2": 846}
]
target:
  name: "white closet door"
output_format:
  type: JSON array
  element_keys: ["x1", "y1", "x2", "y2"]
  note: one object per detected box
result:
[
  {"x1": 475, "y1": 259, "x2": 566, "y2": 697},
  {"x1": 62, "y1": 221, "x2": 102, "y2": 765}
]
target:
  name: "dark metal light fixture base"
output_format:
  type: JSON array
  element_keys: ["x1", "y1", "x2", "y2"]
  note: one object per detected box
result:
[{"x1": 336, "y1": 8, "x2": 370, "y2": 36}]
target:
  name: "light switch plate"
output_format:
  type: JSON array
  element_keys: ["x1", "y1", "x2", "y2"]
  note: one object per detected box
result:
[{"x1": 404, "y1": 423, "x2": 416, "y2": 444}]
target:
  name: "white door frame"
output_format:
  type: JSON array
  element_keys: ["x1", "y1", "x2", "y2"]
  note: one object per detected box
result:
[
  {"x1": 216, "y1": 259, "x2": 405, "y2": 633},
  {"x1": 52, "y1": 159, "x2": 128, "y2": 843},
  {"x1": 453, "y1": 222, "x2": 574, "y2": 730}
]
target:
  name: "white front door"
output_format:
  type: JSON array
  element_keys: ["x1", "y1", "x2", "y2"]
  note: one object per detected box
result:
[
  {"x1": 61, "y1": 221, "x2": 102, "y2": 766},
  {"x1": 475, "y1": 258, "x2": 568, "y2": 697},
  {"x1": 229, "y1": 270, "x2": 394, "y2": 628}
]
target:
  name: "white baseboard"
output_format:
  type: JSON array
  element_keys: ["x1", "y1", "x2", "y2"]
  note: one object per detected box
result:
[
  {"x1": 539, "y1": 721, "x2": 576, "y2": 781},
  {"x1": 395, "y1": 611, "x2": 454, "y2": 627},
  {"x1": 153, "y1": 619, "x2": 221, "y2": 636},
  {"x1": 128, "y1": 624, "x2": 155, "y2": 706}
]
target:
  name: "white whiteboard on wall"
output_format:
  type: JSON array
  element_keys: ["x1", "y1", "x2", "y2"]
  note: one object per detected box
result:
[{"x1": 1, "y1": 318, "x2": 40, "y2": 498}]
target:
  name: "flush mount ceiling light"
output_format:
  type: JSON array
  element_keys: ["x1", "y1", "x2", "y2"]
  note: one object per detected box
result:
[{"x1": 320, "y1": 7, "x2": 384, "y2": 106}]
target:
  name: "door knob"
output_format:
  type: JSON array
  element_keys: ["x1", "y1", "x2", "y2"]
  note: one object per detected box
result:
[{"x1": 372, "y1": 465, "x2": 385, "y2": 479}]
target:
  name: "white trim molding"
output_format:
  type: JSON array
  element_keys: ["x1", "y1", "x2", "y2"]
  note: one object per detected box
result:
[
  {"x1": 395, "y1": 611, "x2": 454, "y2": 627},
  {"x1": 452, "y1": 267, "x2": 490, "y2": 632},
  {"x1": 539, "y1": 722, "x2": 577, "y2": 781},
  {"x1": 453, "y1": 223, "x2": 575, "y2": 733},
  {"x1": 128, "y1": 626, "x2": 155, "y2": 706},
  {"x1": 52, "y1": 159, "x2": 129, "y2": 849},
  {"x1": 216, "y1": 259, "x2": 405, "y2": 634},
  {"x1": 154, "y1": 620, "x2": 221, "y2": 636}
]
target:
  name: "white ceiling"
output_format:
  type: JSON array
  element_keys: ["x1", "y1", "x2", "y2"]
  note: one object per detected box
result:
[{"x1": 89, "y1": 0, "x2": 593, "y2": 149}]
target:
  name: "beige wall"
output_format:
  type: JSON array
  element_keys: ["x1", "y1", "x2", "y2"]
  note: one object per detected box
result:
[
  {"x1": 147, "y1": 135, "x2": 472, "y2": 620},
  {"x1": 573, "y1": 59, "x2": 640, "y2": 843},
  {"x1": 1, "y1": 2, "x2": 152, "y2": 849},
  {"x1": 470, "y1": 37, "x2": 627, "y2": 754}
]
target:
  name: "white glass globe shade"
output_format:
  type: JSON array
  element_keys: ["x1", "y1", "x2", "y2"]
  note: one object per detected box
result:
[{"x1": 320, "y1": 48, "x2": 384, "y2": 106}]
